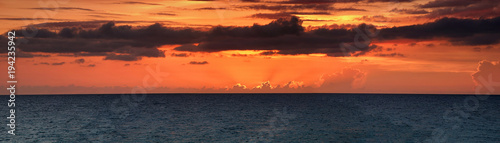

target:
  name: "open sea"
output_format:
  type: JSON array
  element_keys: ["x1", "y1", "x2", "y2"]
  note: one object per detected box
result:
[{"x1": 1, "y1": 94, "x2": 499, "y2": 142}]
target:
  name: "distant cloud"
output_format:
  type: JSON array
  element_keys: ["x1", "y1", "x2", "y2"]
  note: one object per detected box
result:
[
  {"x1": 74, "y1": 58, "x2": 85, "y2": 64},
  {"x1": 390, "y1": 8, "x2": 428, "y2": 14},
  {"x1": 0, "y1": 18, "x2": 67, "y2": 21},
  {"x1": 112, "y1": 1, "x2": 163, "y2": 5},
  {"x1": 319, "y1": 68, "x2": 367, "y2": 90},
  {"x1": 195, "y1": 7, "x2": 228, "y2": 10},
  {"x1": 238, "y1": 4, "x2": 333, "y2": 11},
  {"x1": 28, "y1": 7, "x2": 94, "y2": 11},
  {"x1": 374, "y1": 52, "x2": 405, "y2": 57},
  {"x1": 171, "y1": 53, "x2": 191, "y2": 57},
  {"x1": 189, "y1": 61, "x2": 209, "y2": 65},
  {"x1": 51, "y1": 62, "x2": 65, "y2": 65},
  {"x1": 249, "y1": 12, "x2": 331, "y2": 19},
  {"x1": 151, "y1": 12, "x2": 177, "y2": 16},
  {"x1": 472, "y1": 60, "x2": 500, "y2": 94},
  {"x1": 355, "y1": 15, "x2": 401, "y2": 23}
]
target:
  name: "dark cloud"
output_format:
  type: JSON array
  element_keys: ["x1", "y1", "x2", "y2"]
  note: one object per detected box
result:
[
  {"x1": 277, "y1": 0, "x2": 362, "y2": 4},
  {"x1": 390, "y1": 8, "x2": 428, "y2": 14},
  {"x1": 420, "y1": 0, "x2": 479, "y2": 8},
  {"x1": 334, "y1": 7, "x2": 367, "y2": 11},
  {"x1": 241, "y1": 0, "x2": 260, "y2": 2},
  {"x1": 421, "y1": 0, "x2": 500, "y2": 18},
  {"x1": 51, "y1": 62, "x2": 65, "y2": 65},
  {"x1": 249, "y1": 12, "x2": 330, "y2": 19},
  {"x1": 260, "y1": 51, "x2": 278, "y2": 55},
  {"x1": 112, "y1": 1, "x2": 163, "y2": 5},
  {"x1": 367, "y1": 0, "x2": 413, "y2": 2},
  {"x1": 189, "y1": 61, "x2": 209, "y2": 65},
  {"x1": 171, "y1": 53, "x2": 191, "y2": 57},
  {"x1": 378, "y1": 16, "x2": 500, "y2": 46},
  {"x1": 195, "y1": 7, "x2": 227, "y2": 10},
  {"x1": 104, "y1": 54, "x2": 141, "y2": 61},
  {"x1": 74, "y1": 58, "x2": 85, "y2": 64},
  {"x1": 277, "y1": 0, "x2": 411, "y2": 4},
  {"x1": 26, "y1": 20, "x2": 177, "y2": 29},
  {"x1": 0, "y1": 18, "x2": 67, "y2": 21},
  {"x1": 152, "y1": 12, "x2": 177, "y2": 16},
  {"x1": 238, "y1": 4, "x2": 333, "y2": 11},
  {"x1": 175, "y1": 17, "x2": 379, "y2": 56},
  {"x1": 28, "y1": 7, "x2": 94, "y2": 11},
  {"x1": 9, "y1": 22, "x2": 198, "y2": 60}
]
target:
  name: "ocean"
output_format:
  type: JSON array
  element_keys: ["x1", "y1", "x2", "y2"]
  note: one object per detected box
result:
[{"x1": 1, "y1": 94, "x2": 499, "y2": 142}]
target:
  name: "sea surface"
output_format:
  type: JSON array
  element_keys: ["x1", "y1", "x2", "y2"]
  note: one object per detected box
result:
[{"x1": 1, "y1": 94, "x2": 499, "y2": 142}]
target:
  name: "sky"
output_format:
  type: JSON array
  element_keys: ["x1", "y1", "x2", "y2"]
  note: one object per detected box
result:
[{"x1": 1, "y1": 0, "x2": 500, "y2": 95}]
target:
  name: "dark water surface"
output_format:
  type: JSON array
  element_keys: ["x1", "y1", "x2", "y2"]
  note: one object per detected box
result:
[{"x1": 1, "y1": 94, "x2": 499, "y2": 142}]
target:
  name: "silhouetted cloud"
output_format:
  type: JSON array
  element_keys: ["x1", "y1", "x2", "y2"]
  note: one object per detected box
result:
[
  {"x1": 52, "y1": 62, "x2": 65, "y2": 65},
  {"x1": 420, "y1": 0, "x2": 500, "y2": 18},
  {"x1": 390, "y1": 8, "x2": 428, "y2": 14},
  {"x1": 112, "y1": 1, "x2": 163, "y2": 5},
  {"x1": 74, "y1": 58, "x2": 85, "y2": 64},
  {"x1": 28, "y1": 7, "x2": 94, "y2": 11},
  {"x1": 420, "y1": 0, "x2": 478, "y2": 8},
  {"x1": 238, "y1": 4, "x2": 333, "y2": 11},
  {"x1": 171, "y1": 53, "x2": 191, "y2": 57},
  {"x1": 151, "y1": 12, "x2": 177, "y2": 16},
  {"x1": 249, "y1": 12, "x2": 331, "y2": 19},
  {"x1": 9, "y1": 22, "x2": 200, "y2": 60},
  {"x1": 189, "y1": 61, "x2": 209, "y2": 65},
  {"x1": 175, "y1": 17, "x2": 379, "y2": 56},
  {"x1": 378, "y1": 17, "x2": 500, "y2": 46}
]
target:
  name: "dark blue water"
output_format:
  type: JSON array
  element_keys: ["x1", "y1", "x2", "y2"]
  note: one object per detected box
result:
[{"x1": 1, "y1": 94, "x2": 499, "y2": 142}]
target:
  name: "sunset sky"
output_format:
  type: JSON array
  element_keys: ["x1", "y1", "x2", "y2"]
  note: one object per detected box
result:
[{"x1": 1, "y1": 0, "x2": 500, "y2": 94}]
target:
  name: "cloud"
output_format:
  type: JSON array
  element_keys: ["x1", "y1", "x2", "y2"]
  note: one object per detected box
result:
[
  {"x1": 472, "y1": 60, "x2": 500, "y2": 94},
  {"x1": 390, "y1": 8, "x2": 429, "y2": 14},
  {"x1": 171, "y1": 53, "x2": 191, "y2": 57},
  {"x1": 378, "y1": 16, "x2": 500, "y2": 46},
  {"x1": 104, "y1": 54, "x2": 141, "y2": 61},
  {"x1": 224, "y1": 69, "x2": 365, "y2": 93},
  {"x1": 319, "y1": 68, "x2": 367, "y2": 90},
  {"x1": 238, "y1": 4, "x2": 333, "y2": 11},
  {"x1": 112, "y1": 1, "x2": 163, "y2": 5},
  {"x1": 421, "y1": 0, "x2": 500, "y2": 18},
  {"x1": 151, "y1": 12, "x2": 177, "y2": 16},
  {"x1": 355, "y1": 15, "x2": 401, "y2": 23},
  {"x1": 51, "y1": 62, "x2": 65, "y2": 65},
  {"x1": 249, "y1": 12, "x2": 331, "y2": 19},
  {"x1": 277, "y1": 0, "x2": 362, "y2": 4},
  {"x1": 195, "y1": 7, "x2": 228, "y2": 10},
  {"x1": 74, "y1": 58, "x2": 85, "y2": 64},
  {"x1": 28, "y1": 7, "x2": 94, "y2": 11},
  {"x1": 189, "y1": 61, "x2": 209, "y2": 65},
  {"x1": 174, "y1": 17, "x2": 380, "y2": 56},
  {"x1": 0, "y1": 18, "x2": 67, "y2": 21},
  {"x1": 374, "y1": 52, "x2": 405, "y2": 57},
  {"x1": 10, "y1": 22, "x2": 199, "y2": 60},
  {"x1": 420, "y1": 0, "x2": 479, "y2": 8}
]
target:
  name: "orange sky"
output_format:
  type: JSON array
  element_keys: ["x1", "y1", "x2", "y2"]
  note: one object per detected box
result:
[{"x1": 1, "y1": 0, "x2": 500, "y2": 94}]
